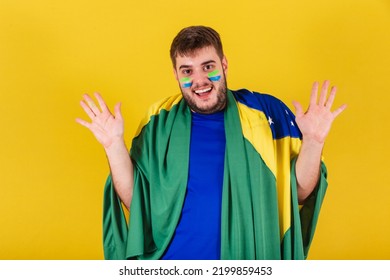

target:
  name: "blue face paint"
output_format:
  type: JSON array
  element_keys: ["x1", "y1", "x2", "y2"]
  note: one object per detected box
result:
[
  {"x1": 182, "y1": 82, "x2": 192, "y2": 88},
  {"x1": 208, "y1": 70, "x2": 221, "y2": 82},
  {"x1": 180, "y1": 77, "x2": 193, "y2": 88}
]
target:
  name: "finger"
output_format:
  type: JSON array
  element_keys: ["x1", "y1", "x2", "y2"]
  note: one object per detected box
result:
[
  {"x1": 75, "y1": 117, "x2": 92, "y2": 129},
  {"x1": 332, "y1": 104, "x2": 347, "y2": 118},
  {"x1": 310, "y1": 81, "x2": 319, "y2": 107},
  {"x1": 80, "y1": 100, "x2": 97, "y2": 120},
  {"x1": 94, "y1": 92, "x2": 111, "y2": 114},
  {"x1": 83, "y1": 94, "x2": 101, "y2": 116},
  {"x1": 325, "y1": 86, "x2": 337, "y2": 109},
  {"x1": 114, "y1": 102, "x2": 123, "y2": 120},
  {"x1": 292, "y1": 101, "x2": 304, "y2": 117},
  {"x1": 319, "y1": 80, "x2": 330, "y2": 106}
]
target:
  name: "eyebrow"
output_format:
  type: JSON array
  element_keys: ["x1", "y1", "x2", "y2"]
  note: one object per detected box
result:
[{"x1": 178, "y1": 60, "x2": 217, "y2": 70}]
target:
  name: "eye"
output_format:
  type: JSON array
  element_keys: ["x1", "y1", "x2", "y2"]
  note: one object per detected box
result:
[
  {"x1": 182, "y1": 69, "x2": 192, "y2": 75},
  {"x1": 204, "y1": 64, "x2": 215, "y2": 71}
]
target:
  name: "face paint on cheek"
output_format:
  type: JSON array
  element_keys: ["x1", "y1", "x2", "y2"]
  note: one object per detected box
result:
[
  {"x1": 208, "y1": 70, "x2": 221, "y2": 82},
  {"x1": 180, "y1": 77, "x2": 193, "y2": 88}
]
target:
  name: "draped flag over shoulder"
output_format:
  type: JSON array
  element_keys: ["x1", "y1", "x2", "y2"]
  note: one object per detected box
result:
[{"x1": 103, "y1": 89, "x2": 328, "y2": 260}]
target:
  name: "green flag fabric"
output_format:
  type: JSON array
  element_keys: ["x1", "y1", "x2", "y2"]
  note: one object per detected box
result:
[{"x1": 103, "y1": 89, "x2": 328, "y2": 260}]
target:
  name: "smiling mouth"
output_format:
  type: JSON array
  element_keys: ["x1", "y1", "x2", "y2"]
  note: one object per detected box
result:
[{"x1": 194, "y1": 87, "x2": 213, "y2": 96}]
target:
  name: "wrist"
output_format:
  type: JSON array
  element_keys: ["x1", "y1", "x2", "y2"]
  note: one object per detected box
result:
[
  {"x1": 104, "y1": 137, "x2": 127, "y2": 157},
  {"x1": 300, "y1": 136, "x2": 325, "y2": 157},
  {"x1": 301, "y1": 135, "x2": 325, "y2": 147}
]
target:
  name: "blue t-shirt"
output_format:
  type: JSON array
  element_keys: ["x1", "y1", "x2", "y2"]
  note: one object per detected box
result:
[{"x1": 162, "y1": 110, "x2": 226, "y2": 259}]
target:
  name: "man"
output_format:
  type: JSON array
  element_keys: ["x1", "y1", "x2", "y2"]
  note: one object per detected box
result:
[{"x1": 76, "y1": 26, "x2": 346, "y2": 260}]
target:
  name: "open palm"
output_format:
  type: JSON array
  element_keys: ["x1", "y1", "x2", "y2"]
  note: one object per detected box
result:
[
  {"x1": 76, "y1": 93, "x2": 124, "y2": 149},
  {"x1": 293, "y1": 81, "x2": 347, "y2": 144}
]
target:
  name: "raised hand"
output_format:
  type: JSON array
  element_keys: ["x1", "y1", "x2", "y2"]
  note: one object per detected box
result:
[
  {"x1": 292, "y1": 80, "x2": 347, "y2": 144},
  {"x1": 293, "y1": 80, "x2": 347, "y2": 201},
  {"x1": 77, "y1": 93, "x2": 133, "y2": 208},
  {"x1": 76, "y1": 93, "x2": 124, "y2": 149}
]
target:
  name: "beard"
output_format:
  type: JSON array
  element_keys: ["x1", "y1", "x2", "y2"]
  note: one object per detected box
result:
[{"x1": 180, "y1": 73, "x2": 228, "y2": 114}]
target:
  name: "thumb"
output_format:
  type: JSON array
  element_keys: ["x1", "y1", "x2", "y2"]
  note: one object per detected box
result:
[{"x1": 292, "y1": 101, "x2": 304, "y2": 117}]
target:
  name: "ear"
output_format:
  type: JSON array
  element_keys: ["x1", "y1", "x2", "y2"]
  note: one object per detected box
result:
[
  {"x1": 222, "y1": 56, "x2": 228, "y2": 73},
  {"x1": 173, "y1": 68, "x2": 179, "y2": 81}
]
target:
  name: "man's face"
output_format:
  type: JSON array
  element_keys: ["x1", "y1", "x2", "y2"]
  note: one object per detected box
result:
[{"x1": 174, "y1": 46, "x2": 228, "y2": 114}]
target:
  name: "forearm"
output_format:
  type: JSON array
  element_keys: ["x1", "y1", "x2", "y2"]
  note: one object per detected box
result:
[
  {"x1": 295, "y1": 138, "x2": 324, "y2": 203},
  {"x1": 104, "y1": 138, "x2": 134, "y2": 209}
]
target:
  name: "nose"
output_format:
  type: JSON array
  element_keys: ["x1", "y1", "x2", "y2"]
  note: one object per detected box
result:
[{"x1": 191, "y1": 70, "x2": 211, "y2": 87}]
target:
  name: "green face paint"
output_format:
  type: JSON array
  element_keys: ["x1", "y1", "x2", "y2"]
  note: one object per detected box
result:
[
  {"x1": 180, "y1": 77, "x2": 191, "y2": 82},
  {"x1": 208, "y1": 70, "x2": 221, "y2": 82},
  {"x1": 180, "y1": 77, "x2": 192, "y2": 88}
]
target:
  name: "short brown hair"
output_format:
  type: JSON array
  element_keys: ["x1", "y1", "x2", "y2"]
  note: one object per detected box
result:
[{"x1": 170, "y1": 26, "x2": 224, "y2": 68}]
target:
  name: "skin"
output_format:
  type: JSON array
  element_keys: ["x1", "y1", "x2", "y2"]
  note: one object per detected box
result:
[
  {"x1": 174, "y1": 46, "x2": 228, "y2": 114},
  {"x1": 76, "y1": 93, "x2": 133, "y2": 209},
  {"x1": 293, "y1": 81, "x2": 347, "y2": 202},
  {"x1": 76, "y1": 45, "x2": 346, "y2": 208}
]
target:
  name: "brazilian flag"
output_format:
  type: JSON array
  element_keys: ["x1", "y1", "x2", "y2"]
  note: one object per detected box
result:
[{"x1": 103, "y1": 89, "x2": 328, "y2": 260}]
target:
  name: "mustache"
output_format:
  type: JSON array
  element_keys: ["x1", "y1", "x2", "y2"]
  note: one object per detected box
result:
[{"x1": 191, "y1": 82, "x2": 213, "y2": 89}]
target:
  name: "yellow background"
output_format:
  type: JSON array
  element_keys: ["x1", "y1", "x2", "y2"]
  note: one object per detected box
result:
[{"x1": 0, "y1": 0, "x2": 389, "y2": 259}]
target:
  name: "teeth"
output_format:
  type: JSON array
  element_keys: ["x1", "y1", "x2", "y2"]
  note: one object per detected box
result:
[{"x1": 195, "y1": 88, "x2": 212, "y2": 94}]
